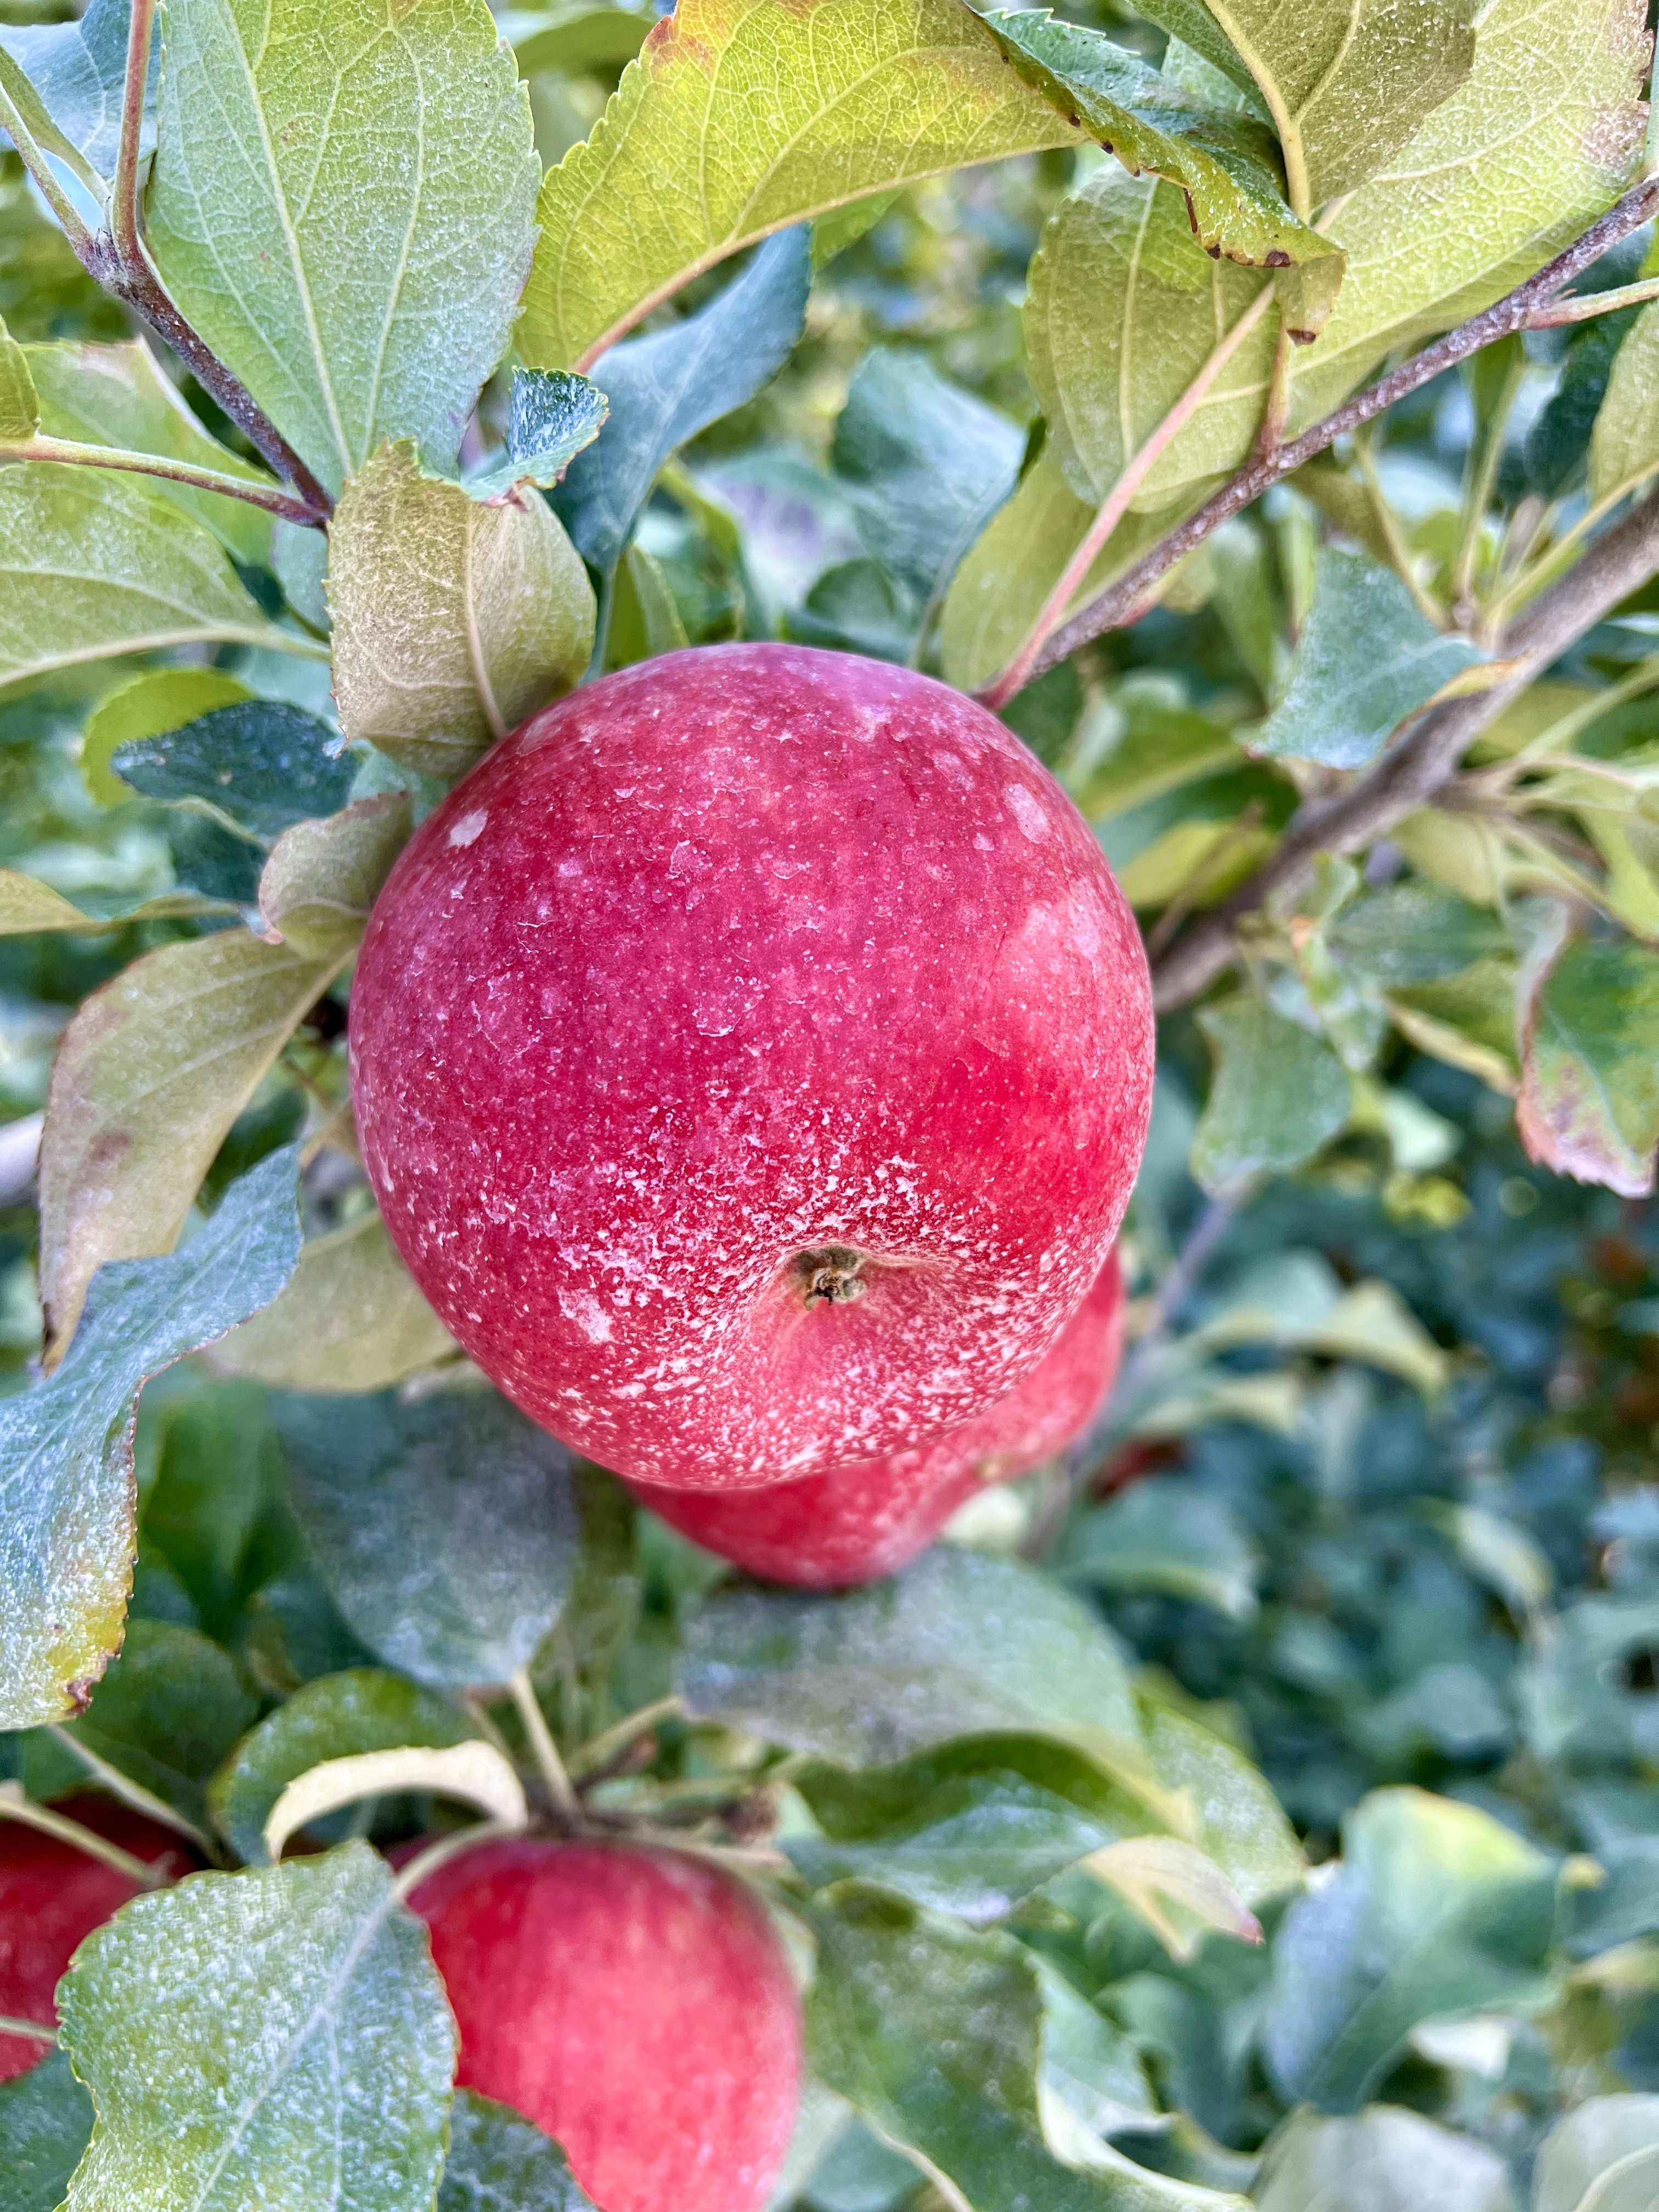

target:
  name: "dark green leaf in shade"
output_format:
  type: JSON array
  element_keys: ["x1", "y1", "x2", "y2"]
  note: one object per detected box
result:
[
  {"x1": 56, "y1": 1842, "x2": 455, "y2": 2212},
  {"x1": 808, "y1": 1886, "x2": 1249, "y2": 2212},
  {"x1": 0, "y1": 1146, "x2": 302, "y2": 1730},
  {"x1": 438, "y1": 2091, "x2": 599, "y2": 2212},
  {"x1": 678, "y1": 1548, "x2": 1138, "y2": 1766},
  {"x1": 1255, "y1": 548, "x2": 1482, "y2": 769},
  {"x1": 210, "y1": 1666, "x2": 477, "y2": 1865},
  {"x1": 60, "y1": 1619, "x2": 255, "y2": 1829},
  {"x1": 1525, "y1": 308, "x2": 1643, "y2": 498},
  {"x1": 1190, "y1": 1001, "x2": 1351, "y2": 1191},
  {"x1": 552, "y1": 229, "x2": 810, "y2": 579},
  {"x1": 276, "y1": 1384, "x2": 582, "y2": 1690},
  {"x1": 468, "y1": 370, "x2": 610, "y2": 500},
  {"x1": 831, "y1": 348, "x2": 1023, "y2": 608},
  {"x1": 1066, "y1": 1478, "x2": 1260, "y2": 1623},
  {"x1": 0, "y1": 2051, "x2": 93, "y2": 2212},
  {"x1": 111, "y1": 703, "x2": 354, "y2": 842},
  {"x1": 1261, "y1": 1786, "x2": 1556, "y2": 2112}
]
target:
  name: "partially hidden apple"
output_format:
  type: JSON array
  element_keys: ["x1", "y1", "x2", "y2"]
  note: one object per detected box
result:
[
  {"x1": 352, "y1": 644, "x2": 1153, "y2": 1488},
  {"x1": 0, "y1": 1796, "x2": 194, "y2": 2081},
  {"x1": 633, "y1": 1245, "x2": 1126, "y2": 1585},
  {"x1": 401, "y1": 1838, "x2": 802, "y2": 2212}
]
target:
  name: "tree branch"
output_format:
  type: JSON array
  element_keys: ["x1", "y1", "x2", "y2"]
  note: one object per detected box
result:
[
  {"x1": 1150, "y1": 479, "x2": 1659, "y2": 1010},
  {"x1": 110, "y1": 0, "x2": 155, "y2": 267},
  {"x1": 990, "y1": 173, "x2": 1659, "y2": 699}
]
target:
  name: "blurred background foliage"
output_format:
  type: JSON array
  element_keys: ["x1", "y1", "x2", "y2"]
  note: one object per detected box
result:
[{"x1": 0, "y1": 0, "x2": 1656, "y2": 2207}]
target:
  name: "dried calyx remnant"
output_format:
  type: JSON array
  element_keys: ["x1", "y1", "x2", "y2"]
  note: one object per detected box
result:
[{"x1": 796, "y1": 1248, "x2": 867, "y2": 1306}]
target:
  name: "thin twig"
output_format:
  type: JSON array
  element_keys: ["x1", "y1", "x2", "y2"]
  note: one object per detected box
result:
[
  {"x1": 507, "y1": 1667, "x2": 580, "y2": 1825},
  {"x1": 0, "y1": 432, "x2": 320, "y2": 520},
  {"x1": 0, "y1": 78, "x2": 95, "y2": 253},
  {"x1": 391, "y1": 1817, "x2": 525, "y2": 1904},
  {"x1": 995, "y1": 173, "x2": 1659, "y2": 699},
  {"x1": 568, "y1": 1695, "x2": 686, "y2": 1784},
  {"x1": 1150, "y1": 479, "x2": 1659, "y2": 1009},
  {"x1": 110, "y1": 0, "x2": 155, "y2": 267},
  {"x1": 0, "y1": 2014, "x2": 57, "y2": 2044},
  {"x1": 1525, "y1": 275, "x2": 1659, "y2": 329},
  {"x1": 0, "y1": 1781, "x2": 171, "y2": 1887},
  {"x1": 46, "y1": 1724, "x2": 216, "y2": 1858}
]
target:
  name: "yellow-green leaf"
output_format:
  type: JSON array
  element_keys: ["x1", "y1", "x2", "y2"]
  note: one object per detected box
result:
[
  {"x1": 257, "y1": 795, "x2": 412, "y2": 961},
  {"x1": 210, "y1": 1211, "x2": 459, "y2": 1392},
  {"x1": 329, "y1": 442, "x2": 595, "y2": 781},
  {"x1": 38, "y1": 932, "x2": 338, "y2": 1359},
  {"x1": 520, "y1": 0, "x2": 1084, "y2": 371},
  {"x1": 1590, "y1": 296, "x2": 1659, "y2": 505},
  {"x1": 0, "y1": 314, "x2": 38, "y2": 441}
]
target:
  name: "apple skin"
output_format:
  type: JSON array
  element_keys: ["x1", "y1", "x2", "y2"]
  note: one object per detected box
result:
[
  {"x1": 0, "y1": 1796, "x2": 194, "y2": 2081},
  {"x1": 400, "y1": 1837, "x2": 802, "y2": 2212},
  {"x1": 352, "y1": 644, "x2": 1153, "y2": 1489},
  {"x1": 633, "y1": 1245, "x2": 1125, "y2": 1585}
]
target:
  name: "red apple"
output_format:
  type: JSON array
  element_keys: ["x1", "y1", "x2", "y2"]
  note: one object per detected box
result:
[
  {"x1": 352, "y1": 644, "x2": 1152, "y2": 1488},
  {"x1": 0, "y1": 1796, "x2": 194, "y2": 2080},
  {"x1": 402, "y1": 1838, "x2": 802, "y2": 2212},
  {"x1": 633, "y1": 1245, "x2": 1126, "y2": 1584}
]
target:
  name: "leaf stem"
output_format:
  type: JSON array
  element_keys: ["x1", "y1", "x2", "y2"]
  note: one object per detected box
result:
[
  {"x1": 568, "y1": 1694, "x2": 686, "y2": 1783},
  {"x1": 0, "y1": 432, "x2": 322, "y2": 521},
  {"x1": 390, "y1": 1816, "x2": 526, "y2": 1904},
  {"x1": 0, "y1": 78, "x2": 95, "y2": 256},
  {"x1": 507, "y1": 1667, "x2": 580, "y2": 1824},
  {"x1": 44, "y1": 1725, "x2": 216, "y2": 1858},
  {"x1": 997, "y1": 173, "x2": 1659, "y2": 699},
  {"x1": 1525, "y1": 275, "x2": 1659, "y2": 329},
  {"x1": 0, "y1": 1781, "x2": 171, "y2": 1888},
  {"x1": 979, "y1": 287, "x2": 1276, "y2": 711},
  {"x1": 0, "y1": 2013, "x2": 57, "y2": 2044},
  {"x1": 111, "y1": 0, "x2": 156, "y2": 268}
]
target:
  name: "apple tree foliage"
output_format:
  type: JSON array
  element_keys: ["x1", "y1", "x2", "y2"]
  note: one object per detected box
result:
[{"x1": 0, "y1": 0, "x2": 1656, "y2": 2205}]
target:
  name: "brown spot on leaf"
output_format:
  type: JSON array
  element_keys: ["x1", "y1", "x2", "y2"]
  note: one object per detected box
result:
[{"x1": 1264, "y1": 249, "x2": 1292, "y2": 268}]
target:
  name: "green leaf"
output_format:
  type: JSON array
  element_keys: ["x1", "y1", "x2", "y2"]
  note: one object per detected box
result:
[
  {"x1": 679, "y1": 1547, "x2": 1141, "y2": 1766},
  {"x1": 60, "y1": 1619, "x2": 254, "y2": 1829},
  {"x1": 1517, "y1": 937, "x2": 1659, "y2": 1197},
  {"x1": 81, "y1": 668, "x2": 252, "y2": 809},
  {"x1": 787, "y1": 1735, "x2": 1152, "y2": 1921},
  {"x1": 503, "y1": 1, "x2": 653, "y2": 77},
  {"x1": 1262, "y1": 1786, "x2": 1556, "y2": 2112},
  {"x1": 38, "y1": 931, "x2": 338, "y2": 1356},
  {"x1": 467, "y1": 369, "x2": 610, "y2": 500},
  {"x1": 0, "y1": 1144, "x2": 301, "y2": 1729},
  {"x1": 25, "y1": 338, "x2": 281, "y2": 562},
  {"x1": 1590, "y1": 298, "x2": 1659, "y2": 506},
  {"x1": 1534, "y1": 2097, "x2": 1659, "y2": 2212},
  {"x1": 809, "y1": 1886, "x2": 1249, "y2": 2212},
  {"x1": 0, "y1": 2051, "x2": 94, "y2": 2212},
  {"x1": 257, "y1": 793, "x2": 411, "y2": 960},
  {"x1": 329, "y1": 441, "x2": 595, "y2": 781},
  {"x1": 552, "y1": 229, "x2": 809, "y2": 578},
  {"x1": 0, "y1": 319, "x2": 38, "y2": 442},
  {"x1": 0, "y1": 465, "x2": 287, "y2": 687},
  {"x1": 1288, "y1": 0, "x2": 1647, "y2": 430},
  {"x1": 0, "y1": 0, "x2": 141, "y2": 177},
  {"x1": 1326, "y1": 883, "x2": 1510, "y2": 986},
  {"x1": 1255, "y1": 2107, "x2": 1517, "y2": 2212},
  {"x1": 1254, "y1": 546, "x2": 1482, "y2": 769},
  {"x1": 1198, "y1": 0, "x2": 1474, "y2": 208},
  {"x1": 1067, "y1": 1477, "x2": 1260, "y2": 1622},
  {"x1": 208, "y1": 1210, "x2": 459, "y2": 1392},
  {"x1": 111, "y1": 701, "x2": 354, "y2": 839},
  {"x1": 438, "y1": 2091, "x2": 600, "y2": 2212},
  {"x1": 210, "y1": 1666, "x2": 476, "y2": 1864},
  {"x1": 1137, "y1": 1698, "x2": 1303, "y2": 1904},
  {"x1": 831, "y1": 346, "x2": 1022, "y2": 609},
  {"x1": 275, "y1": 1383, "x2": 582, "y2": 1689},
  {"x1": 57, "y1": 1841, "x2": 455, "y2": 2212},
  {"x1": 1530, "y1": 308, "x2": 1643, "y2": 499},
  {"x1": 145, "y1": 0, "x2": 539, "y2": 499},
  {"x1": 981, "y1": 10, "x2": 1342, "y2": 316},
  {"x1": 1190, "y1": 1000, "x2": 1351, "y2": 1191},
  {"x1": 519, "y1": 0, "x2": 1082, "y2": 371},
  {"x1": 1025, "y1": 169, "x2": 1274, "y2": 512}
]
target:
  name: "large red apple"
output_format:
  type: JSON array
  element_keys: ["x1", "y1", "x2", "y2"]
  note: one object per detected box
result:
[
  {"x1": 351, "y1": 644, "x2": 1152, "y2": 1488},
  {"x1": 0, "y1": 1796, "x2": 193, "y2": 2080},
  {"x1": 402, "y1": 1838, "x2": 801, "y2": 2212},
  {"x1": 633, "y1": 1245, "x2": 1126, "y2": 1584}
]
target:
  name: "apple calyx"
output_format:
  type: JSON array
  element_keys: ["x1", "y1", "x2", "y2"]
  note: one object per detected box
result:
[{"x1": 796, "y1": 1246, "x2": 867, "y2": 1306}]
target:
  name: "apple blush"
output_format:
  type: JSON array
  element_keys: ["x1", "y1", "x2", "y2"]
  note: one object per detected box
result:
[
  {"x1": 351, "y1": 644, "x2": 1153, "y2": 1488},
  {"x1": 402, "y1": 1838, "x2": 802, "y2": 2212},
  {"x1": 633, "y1": 1245, "x2": 1126, "y2": 1584}
]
